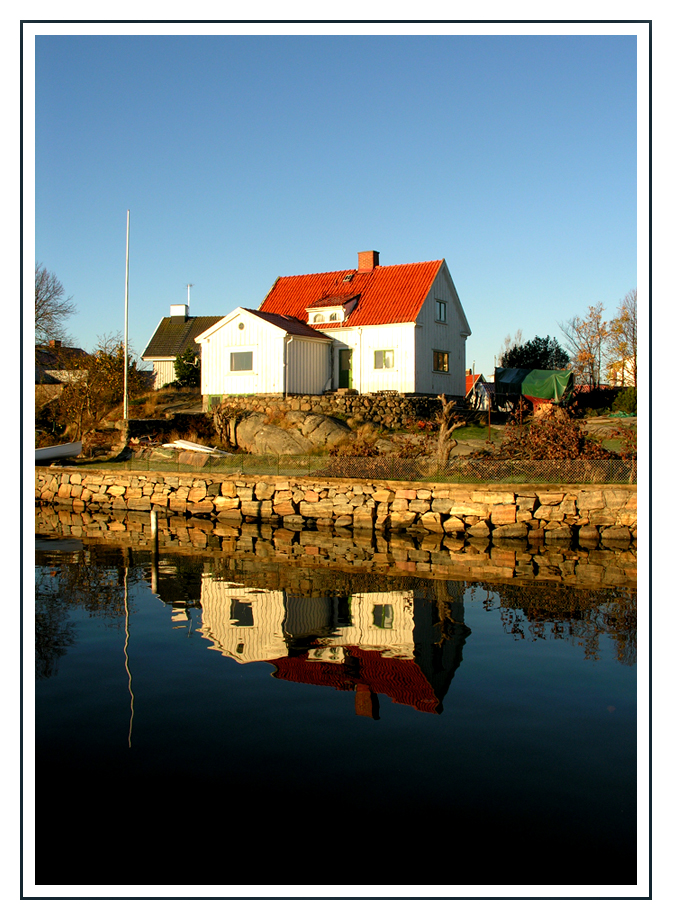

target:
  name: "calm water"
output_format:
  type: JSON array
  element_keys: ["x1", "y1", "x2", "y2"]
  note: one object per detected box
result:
[{"x1": 34, "y1": 537, "x2": 637, "y2": 887}]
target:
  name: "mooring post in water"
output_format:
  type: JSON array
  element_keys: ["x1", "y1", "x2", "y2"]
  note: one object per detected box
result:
[{"x1": 150, "y1": 509, "x2": 159, "y2": 593}]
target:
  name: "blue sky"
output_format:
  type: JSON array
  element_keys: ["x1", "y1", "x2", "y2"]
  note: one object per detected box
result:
[{"x1": 33, "y1": 29, "x2": 639, "y2": 380}]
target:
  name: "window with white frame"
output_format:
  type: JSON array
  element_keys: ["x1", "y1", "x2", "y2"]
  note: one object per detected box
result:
[
  {"x1": 433, "y1": 350, "x2": 449, "y2": 373},
  {"x1": 374, "y1": 349, "x2": 394, "y2": 369},
  {"x1": 230, "y1": 351, "x2": 253, "y2": 372},
  {"x1": 309, "y1": 308, "x2": 342, "y2": 324},
  {"x1": 372, "y1": 604, "x2": 394, "y2": 629},
  {"x1": 435, "y1": 300, "x2": 447, "y2": 323},
  {"x1": 230, "y1": 599, "x2": 254, "y2": 627}
]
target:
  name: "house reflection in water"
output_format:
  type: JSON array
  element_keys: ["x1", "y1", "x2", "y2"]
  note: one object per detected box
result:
[{"x1": 198, "y1": 577, "x2": 470, "y2": 717}]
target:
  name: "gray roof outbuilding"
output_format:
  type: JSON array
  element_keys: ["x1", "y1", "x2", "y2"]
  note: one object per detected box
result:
[{"x1": 142, "y1": 316, "x2": 225, "y2": 360}]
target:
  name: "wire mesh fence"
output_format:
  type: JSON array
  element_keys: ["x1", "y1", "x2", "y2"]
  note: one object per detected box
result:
[{"x1": 97, "y1": 452, "x2": 637, "y2": 484}]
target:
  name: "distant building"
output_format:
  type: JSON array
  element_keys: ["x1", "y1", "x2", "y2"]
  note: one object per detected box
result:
[
  {"x1": 606, "y1": 357, "x2": 636, "y2": 387},
  {"x1": 142, "y1": 304, "x2": 224, "y2": 389},
  {"x1": 465, "y1": 371, "x2": 494, "y2": 410},
  {"x1": 35, "y1": 340, "x2": 88, "y2": 383}
]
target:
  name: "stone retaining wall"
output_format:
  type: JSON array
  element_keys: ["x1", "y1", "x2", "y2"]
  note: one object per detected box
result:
[
  {"x1": 36, "y1": 467, "x2": 636, "y2": 545},
  {"x1": 206, "y1": 391, "x2": 457, "y2": 426}
]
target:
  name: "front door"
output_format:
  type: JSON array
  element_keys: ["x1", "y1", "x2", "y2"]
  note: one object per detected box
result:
[{"x1": 338, "y1": 349, "x2": 352, "y2": 389}]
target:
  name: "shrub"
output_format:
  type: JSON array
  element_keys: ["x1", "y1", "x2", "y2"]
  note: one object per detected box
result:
[
  {"x1": 329, "y1": 423, "x2": 380, "y2": 457},
  {"x1": 498, "y1": 407, "x2": 612, "y2": 460},
  {"x1": 174, "y1": 347, "x2": 200, "y2": 388},
  {"x1": 613, "y1": 422, "x2": 637, "y2": 457},
  {"x1": 611, "y1": 388, "x2": 637, "y2": 415},
  {"x1": 265, "y1": 407, "x2": 292, "y2": 428}
]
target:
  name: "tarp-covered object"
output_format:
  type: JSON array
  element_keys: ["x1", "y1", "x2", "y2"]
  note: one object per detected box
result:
[
  {"x1": 495, "y1": 367, "x2": 573, "y2": 406},
  {"x1": 495, "y1": 367, "x2": 529, "y2": 397},
  {"x1": 521, "y1": 369, "x2": 574, "y2": 402}
]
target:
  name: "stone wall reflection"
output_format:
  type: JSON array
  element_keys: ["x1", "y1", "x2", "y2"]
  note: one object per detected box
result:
[
  {"x1": 36, "y1": 506, "x2": 637, "y2": 591},
  {"x1": 35, "y1": 509, "x2": 636, "y2": 711}
]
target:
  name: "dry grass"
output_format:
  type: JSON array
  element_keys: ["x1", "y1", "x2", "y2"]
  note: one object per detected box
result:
[
  {"x1": 163, "y1": 426, "x2": 216, "y2": 446},
  {"x1": 264, "y1": 407, "x2": 295, "y2": 430},
  {"x1": 328, "y1": 421, "x2": 383, "y2": 457}
]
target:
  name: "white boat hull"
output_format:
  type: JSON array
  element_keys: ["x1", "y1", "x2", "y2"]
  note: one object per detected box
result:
[{"x1": 35, "y1": 441, "x2": 83, "y2": 464}]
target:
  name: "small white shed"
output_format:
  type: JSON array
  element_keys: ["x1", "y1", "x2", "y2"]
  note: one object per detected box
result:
[{"x1": 195, "y1": 307, "x2": 332, "y2": 404}]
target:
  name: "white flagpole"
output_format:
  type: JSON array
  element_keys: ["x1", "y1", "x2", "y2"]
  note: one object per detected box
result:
[{"x1": 124, "y1": 210, "x2": 130, "y2": 420}]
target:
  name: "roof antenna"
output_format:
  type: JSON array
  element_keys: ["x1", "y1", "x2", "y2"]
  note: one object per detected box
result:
[{"x1": 185, "y1": 283, "x2": 194, "y2": 310}]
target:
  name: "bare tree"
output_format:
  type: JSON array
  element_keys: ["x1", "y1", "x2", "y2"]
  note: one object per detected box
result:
[
  {"x1": 35, "y1": 263, "x2": 76, "y2": 344},
  {"x1": 436, "y1": 395, "x2": 466, "y2": 464},
  {"x1": 608, "y1": 289, "x2": 637, "y2": 387},
  {"x1": 559, "y1": 302, "x2": 608, "y2": 388},
  {"x1": 497, "y1": 328, "x2": 523, "y2": 366}
]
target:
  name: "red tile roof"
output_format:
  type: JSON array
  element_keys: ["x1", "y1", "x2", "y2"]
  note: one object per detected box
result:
[
  {"x1": 268, "y1": 646, "x2": 441, "y2": 714},
  {"x1": 465, "y1": 372, "x2": 483, "y2": 396},
  {"x1": 259, "y1": 259, "x2": 444, "y2": 328},
  {"x1": 306, "y1": 294, "x2": 359, "y2": 310}
]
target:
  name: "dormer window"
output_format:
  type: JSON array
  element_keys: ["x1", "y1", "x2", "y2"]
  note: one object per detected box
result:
[{"x1": 308, "y1": 308, "x2": 344, "y2": 324}]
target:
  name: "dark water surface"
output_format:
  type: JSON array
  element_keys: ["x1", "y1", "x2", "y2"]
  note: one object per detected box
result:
[{"x1": 34, "y1": 538, "x2": 637, "y2": 887}]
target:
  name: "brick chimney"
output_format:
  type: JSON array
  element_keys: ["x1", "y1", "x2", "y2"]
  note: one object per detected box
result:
[{"x1": 357, "y1": 250, "x2": 379, "y2": 273}]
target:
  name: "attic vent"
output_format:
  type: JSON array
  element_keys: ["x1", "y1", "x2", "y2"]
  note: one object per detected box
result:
[{"x1": 343, "y1": 273, "x2": 354, "y2": 282}]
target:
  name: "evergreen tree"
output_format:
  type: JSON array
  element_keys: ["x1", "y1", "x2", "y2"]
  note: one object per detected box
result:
[
  {"x1": 501, "y1": 335, "x2": 569, "y2": 370},
  {"x1": 174, "y1": 347, "x2": 200, "y2": 388}
]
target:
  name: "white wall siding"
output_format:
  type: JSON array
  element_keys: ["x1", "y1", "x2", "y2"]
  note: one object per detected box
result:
[
  {"x1": 199, "y1": 312, "x2": 330, "y2": 395},
  {"x1": 151, "y1": 359, "x2": 176, "y2": 389},
  {"x1": 329, "y1": 324, "x2": 416, "y2": 393},
  {"x1": 200, "y1": 319, "x2": 284, "y2": 395},
  {"x1": 286, "y1": 338, "x2": 331, "y2": 394},
  {"x1": 333, "y1": 591, "x2": 416, "y2": 658},
  {"x1": 199, "y1": 584, "x2": 417, "y2": 664},
  {"x1": 413, "y1": 265, "x2": 469, "y2": 394},
  {"x1": 199, "y1": 579, "x2": 288, "y2": 663}
]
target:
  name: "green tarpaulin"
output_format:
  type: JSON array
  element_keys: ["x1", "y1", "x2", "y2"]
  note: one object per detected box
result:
[{"x1": 495, "y1": 367, "x2": 573, "y2": 403}]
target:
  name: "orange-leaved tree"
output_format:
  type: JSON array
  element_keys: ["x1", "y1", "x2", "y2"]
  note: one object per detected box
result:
[
  {"x1": 55, "y1": 333, "x2": 148, "y2": 439},
  {"x1": 559, "y1": 302, "x2": 609, "y2": 388}
]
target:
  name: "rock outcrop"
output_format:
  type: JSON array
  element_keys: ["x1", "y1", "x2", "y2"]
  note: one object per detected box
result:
[{"x1": 233, "y1": 412, "x2": 351, "y2": 455}]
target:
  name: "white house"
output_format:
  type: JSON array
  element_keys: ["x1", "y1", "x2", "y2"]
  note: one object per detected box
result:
[
  {"x1": 195, "y1": 307, "x2": 332, "y2": 404},
  {"x1": 606, "y1": 357, "x2": 636, "y2": 387},
  {"x1": 197, "y1": 582, "x2": 418, "y2": 665},
  {"x1": 198, "y1": 578, "x2": 289, "y2": 664},
  {"x1": 196, "y1": 250, "x2": 471, "y2": 403}
]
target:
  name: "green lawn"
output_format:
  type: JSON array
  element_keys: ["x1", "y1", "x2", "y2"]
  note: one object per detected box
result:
[{"x1": 454, "y1": 423, "x2": 505, "y2": 444}]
